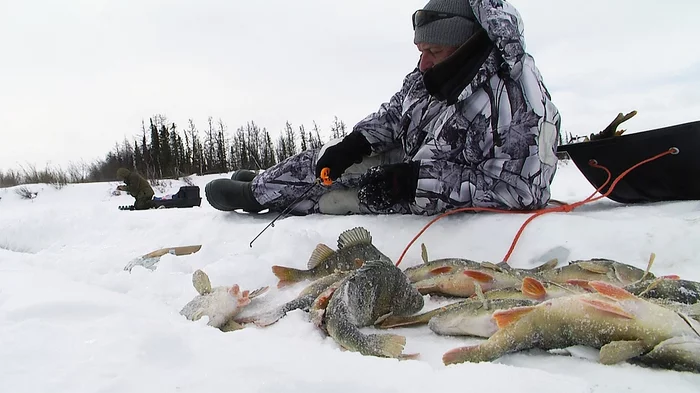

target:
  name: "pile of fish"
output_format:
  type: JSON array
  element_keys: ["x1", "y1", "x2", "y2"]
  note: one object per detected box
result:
[{"x1": 178, "y1": 227, "x2": 700, "y2": 374}]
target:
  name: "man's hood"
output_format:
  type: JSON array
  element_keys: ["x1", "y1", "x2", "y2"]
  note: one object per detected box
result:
[
  {"x1": 116, "y1": 168, "x2": 131, "y2": 181},
  {"x1": 422, "y1": 0, "x2": 527, "y2": 104}
]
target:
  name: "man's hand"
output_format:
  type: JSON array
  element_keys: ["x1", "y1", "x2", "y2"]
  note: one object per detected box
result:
[
  {"x1": 315, "y1": 131, "x2": 372, "y2": 181},
  {"x1": 358, "y1": 162, "x2": 420, "y2": 211}
]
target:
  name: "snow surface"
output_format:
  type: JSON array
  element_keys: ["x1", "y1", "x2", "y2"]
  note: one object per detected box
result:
[{"x1": 1, "y1": 161, "x2": 699, "y2": 393}]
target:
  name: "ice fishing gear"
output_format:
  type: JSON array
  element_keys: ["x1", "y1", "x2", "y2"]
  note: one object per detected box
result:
[{"x1": 249, "y1": 168, "x2": 332, "y2": 247}]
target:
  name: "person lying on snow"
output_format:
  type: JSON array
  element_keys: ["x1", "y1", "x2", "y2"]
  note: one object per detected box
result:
[
  {"x1": 205, "y1": 0, "x2": 561, "y2": 216},
  {"x1": 116, "y1": 168, "x2": 156, "y2": 210}
]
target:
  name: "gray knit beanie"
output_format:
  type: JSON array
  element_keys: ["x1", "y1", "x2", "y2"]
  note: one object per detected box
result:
[{"x1": 413, "y1": 0, "x2": 478, "y2": 47}]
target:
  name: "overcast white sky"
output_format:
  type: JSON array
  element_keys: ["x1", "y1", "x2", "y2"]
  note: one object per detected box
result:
[{"x1": 2, "y1": 0, "x2": 699, "y2": 171}]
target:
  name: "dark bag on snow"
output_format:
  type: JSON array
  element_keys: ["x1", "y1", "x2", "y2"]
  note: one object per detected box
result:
[{"x1": 557, "y1": 120, "x2": 700, "y2": 204}]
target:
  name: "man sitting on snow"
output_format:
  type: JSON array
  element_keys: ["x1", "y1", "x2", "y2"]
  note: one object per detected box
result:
[
  {"x1": 205, "y1": 0, "x2": 561, "y2": 216},
  {"x1": 116, "y1": 168, "x2": 156, "y2": 210}
]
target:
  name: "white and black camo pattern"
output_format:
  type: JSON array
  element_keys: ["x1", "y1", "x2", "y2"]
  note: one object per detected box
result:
[{"x1": 252, "y1": 0, "x2": 560, "y2": 215}]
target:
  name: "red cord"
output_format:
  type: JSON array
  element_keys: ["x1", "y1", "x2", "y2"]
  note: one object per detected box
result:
[{"x1": 395, "y1": 147, "x2": 677, "y2": 266}]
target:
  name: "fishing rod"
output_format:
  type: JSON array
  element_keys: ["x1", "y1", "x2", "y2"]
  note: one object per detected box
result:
[{"x1": 249, "y1": 167, "x2": 333, "y2": 247}]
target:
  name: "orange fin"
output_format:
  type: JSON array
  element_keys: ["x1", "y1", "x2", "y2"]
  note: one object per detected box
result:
[
  {"x1": 492, "y1": 305, "x2": 537, "y2": 328},
  {"x1": 588, "y1": 281, "x2": 636, "y2": 300},
  {"x1": 398, "y1": 353, "x2": 421, "y2": 361},
  {"x1": 661, "y1": 275, "x2": 681, "y2": 280},
  {"x1": 566, "y1": 279, "x2": 594, "y2": 291},
  {"x1": 271, "y1": 265, "x2": 304, "y2": 288},
  {"x1": 579, "y1": 299, "x2": 634, "y2": 319},
  {"x1": 521, "y1": 277, "x2": 547, "y2": 300},
  {"x1": 442, "y1": 345, "x2": 478, "y2": 366},
  {"x1": 463, "y1": 270, "x2": 494, "y2": 283},
  {"x1": 430, "y1": 266, "x2": 453, "y2": 275}
]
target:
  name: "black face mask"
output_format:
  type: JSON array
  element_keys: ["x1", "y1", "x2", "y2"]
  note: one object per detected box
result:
[{"x1": 422, "y1": 27, "x2": 496, "y2": 105}]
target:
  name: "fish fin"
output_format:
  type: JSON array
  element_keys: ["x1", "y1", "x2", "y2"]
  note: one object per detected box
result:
[
  {"x1": 366, "y1": 333, "x2": 406, "y2": 358},
  {"x1": 271, "y1": 265, "x2": 305, "y2": 288},
  {"x1": 247, "y1": 286, "x2": 269, "y2": 299},
  {"x1": 377, "y1": 310, "x2": 438, "y2": 329},
  {"x1": 420, "y1": 243, "x2": 429, "y2": 264},
  {"x1": 309, "y1": 283, "x2": 341, "y2": 331},
  {"x1": 579, "y1": 299, "x2": 634, "y2": 319},
  {"x1": 599, "y1": 340, "x2": 646, "y2": 365},
  {"x1": 588, "y1": 281, "x2": 637, "y2": 300},
  {"x1": 492, "y1": 306, "x2": 537, "y2": 328},
  {"x1": 521, "y1": 277, "x2": 547, "y2": 300},
  {"x1": 308, "y1": 243, "x2": 336, "y2": 269},
  {"x1": 474, "y1": 282, "x2": 488, "y2": 308},
  {"x1": 430, "y1": 266, "x2": 453, "y2": 275},
  {"x1": 481, "y1": 262, "x2": 504, "y2": 272},
  {"x1": 566, "y1": 279, "x2": 594, "y2": 291},
  {"x1": 337, "y1": 227, "x2": 372, "y2": 249},
  {"x1": 638, "y1": 252, "x2": 656, "y2": 282},
  {"x1": 398, "y1": 352, "x2": 421, "y2": 361},
  {"x1": 373, "y1": 312, "x2": 394, "y2": 325},
  {"x1": 219, "y1": 319, "x2": 244, "y2": 332},
  {"x1": 661, "y1": 274, "x2": 681, "y2": 280},
  {"x1": 442, "y1": 345, "x2": 482, "y2": 365},
  {"x1": 413, "y1": 281, "x2": 437, "y2": 295},
  {"x1": 192, "y1": 269, "x2": 212, "y2": 295},
  {"x1": 531, "y1": 258, "x2": 559, "y2": 273},
  {"x1": 463, "y1": 270, "x2": 494, "y2": 283},
  {"x1": 577, "y1": 262, "x2": 611, "y2": 274}
]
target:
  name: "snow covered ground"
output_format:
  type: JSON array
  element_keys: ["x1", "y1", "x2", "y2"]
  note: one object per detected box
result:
[{"x1": 1, "y1": 161, "x2": 699, "y2": 393}]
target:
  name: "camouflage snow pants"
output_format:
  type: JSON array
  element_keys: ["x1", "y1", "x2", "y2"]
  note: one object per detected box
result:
[{"x1": 250, "y1": 139, "x2": 408, "y2": 216}]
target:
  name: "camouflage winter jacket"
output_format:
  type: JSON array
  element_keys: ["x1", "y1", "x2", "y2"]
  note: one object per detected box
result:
[
  {"x1": 116, "y1": 168, "x2": 155, "y2": 201},
  {"x1": 354, "y1": 0, "x2": 561, "y2": 215}
]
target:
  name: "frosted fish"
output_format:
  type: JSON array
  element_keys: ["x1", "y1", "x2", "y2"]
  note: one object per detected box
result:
[{"x1": 179, "y1": 269, "x2": 268, "y2": 332}]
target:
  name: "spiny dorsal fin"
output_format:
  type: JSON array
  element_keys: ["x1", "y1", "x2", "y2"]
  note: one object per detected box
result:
[
  {"x1": 420, "y1": 243, "x2": 429, "y2": 264},
  {"x1": 337, "y1": 227, "x2": 372, "y2": 249},
  {"x1": 308, "y1": 243, "x2": 336, "y2": 269}
]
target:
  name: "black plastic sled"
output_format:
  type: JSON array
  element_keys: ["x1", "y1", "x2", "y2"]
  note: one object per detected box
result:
[
  {"x1": 119, "y1": 186, "x2": 202, "y2": 211},
  {"x1": 557, "y1": 120, "x2": 700, "y2": 204}
]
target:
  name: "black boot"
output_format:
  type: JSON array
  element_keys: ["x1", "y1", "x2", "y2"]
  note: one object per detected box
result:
[
  {"x1": 230, "y1": 169, "x2": 257, "y2": 182},
  {"x1": 205, "y1": 178, "x2": 265, "y2": 213}
]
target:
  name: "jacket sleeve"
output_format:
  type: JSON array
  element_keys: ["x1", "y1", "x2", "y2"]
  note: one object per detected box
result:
[{"x1": 351, "y1": 70, "x2": 421, "y2": 155}]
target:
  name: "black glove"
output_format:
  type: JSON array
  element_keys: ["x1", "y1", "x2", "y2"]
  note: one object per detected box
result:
[
  {"x1": 358, "y1": 162, "x2": 420, "y2": 211},
  {"x1": 315, "y1": 131, "x2": 372, "y2": 180}
]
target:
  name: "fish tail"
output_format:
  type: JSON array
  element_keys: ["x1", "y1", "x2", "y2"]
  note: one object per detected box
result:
[
  {"x1": 365, "y1": 333, "x2": 407, "y2": 358},
  {"x1": 271, "y1": 266, "x2": 306, "y2": 288},
  {"x1": 442, "y1": 344, "x2": 488, "y2": 365}
]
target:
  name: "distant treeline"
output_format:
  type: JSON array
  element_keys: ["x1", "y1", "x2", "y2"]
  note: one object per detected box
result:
[{"x1": 0, "y1": 114, "x2": 349, "y2": 188}]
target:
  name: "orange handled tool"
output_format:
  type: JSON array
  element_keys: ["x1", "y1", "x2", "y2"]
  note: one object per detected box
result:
[{"x1": 320, "y1": 167, "x2": 332, "y2": 186}]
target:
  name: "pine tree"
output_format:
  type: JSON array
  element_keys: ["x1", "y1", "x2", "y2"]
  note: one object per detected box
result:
[
  {"x1": 216, "y1": 118, "x2": 228, "y2": 173},
  {"x1": 159, "y1": 123, "x2": 172, "y2": 177},
  {"x1": 330, "y1": 116, "x2": 347, "y2": 139},
  {"x1": 299, "y1": 124, "x2": 308, "y2": 152},
  {"x1": 149, "y1": 118, "x2": 161, "y2": 178}
]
